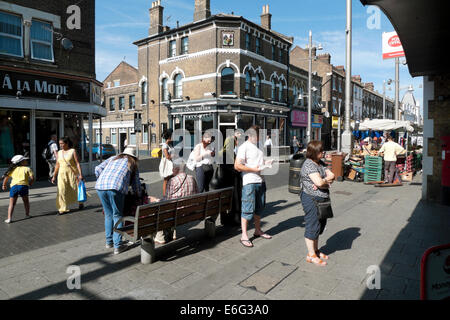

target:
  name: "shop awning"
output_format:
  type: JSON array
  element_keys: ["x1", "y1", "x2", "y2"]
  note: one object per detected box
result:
[
  {"x1": 360, "y1": 0, "x2": 450, "y2": 77},
  {"x1": 356, "y1": 119, "x2": 414, "y2": 132},
  {"x1": 0, "y1": 96, "x2": 106, "y2": 117}
]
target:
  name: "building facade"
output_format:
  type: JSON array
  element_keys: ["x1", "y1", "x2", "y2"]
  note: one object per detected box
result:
[{"x1": 0, "y1": 0, "x2": 104, "y2": 179}]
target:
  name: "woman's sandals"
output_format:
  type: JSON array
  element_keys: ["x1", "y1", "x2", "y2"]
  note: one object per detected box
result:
[{"x1": 306, "y1": 253, "x2": 327, "y2": 266}]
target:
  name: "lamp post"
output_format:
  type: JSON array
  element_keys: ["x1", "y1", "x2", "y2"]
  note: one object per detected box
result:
[
  {"x1": 306, "y1": 30, "x2": 322, "y2": 144},
  {"x1": 383, "y1": 79, "x2": 393, "y2": 119},
  {"x1": 341, "y1": 0, "x2": 353, "y2": 155}
]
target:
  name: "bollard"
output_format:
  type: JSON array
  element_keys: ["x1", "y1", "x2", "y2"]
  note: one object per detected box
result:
[
  {"x1": 141, "y1": 238, "x2": 156, "y2": 264},
  {"x1": 205, "y1": 218, "x2": 216, "y2": 238}
]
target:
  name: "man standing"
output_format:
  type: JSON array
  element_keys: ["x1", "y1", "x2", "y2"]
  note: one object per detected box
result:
[
  {"x1": 235, "y1": 125, "x2": 273, "y2": 248},
  {"x1": 379, "y1": 135, "x2": 406, "y2": 184},
  {"x1": 46, "y1": 134, "x2": 58, "y2": 181},
  {"x1": 292, "y1": 136, "x2": 300, "y2": 154}
]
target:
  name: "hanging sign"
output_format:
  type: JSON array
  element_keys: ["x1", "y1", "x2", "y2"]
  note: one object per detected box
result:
[{"x1": 382, "y1": 31, "x2": 405, "y2": 60}]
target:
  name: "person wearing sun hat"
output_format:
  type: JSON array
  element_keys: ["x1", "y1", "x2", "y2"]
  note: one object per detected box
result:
[
  {"x1": 2, "y1": 155, "x2": 35, "y2": 223},
  {"x1": 95, "y1": 146, "x2": 142, "y2": 254}
]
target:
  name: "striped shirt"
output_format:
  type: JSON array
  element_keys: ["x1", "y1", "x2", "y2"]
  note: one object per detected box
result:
[
  {"x1": 165, "y1": 173, "x2": 198, "y2": 200},
  {"x1": 95, "y1": 156, "x2": 141, "y2": 195}
]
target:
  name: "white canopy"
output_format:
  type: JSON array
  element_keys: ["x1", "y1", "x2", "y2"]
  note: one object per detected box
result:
[{"x1": 356, "y1": 119, "x2": 414, "y2": 132}]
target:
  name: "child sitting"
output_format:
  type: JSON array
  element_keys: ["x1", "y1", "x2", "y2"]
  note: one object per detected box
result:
[{"x1": 2, "y1": 155, "x2": 35, "y2": 223}]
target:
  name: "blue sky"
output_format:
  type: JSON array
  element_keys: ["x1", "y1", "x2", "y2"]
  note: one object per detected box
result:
[{"x1": 95, "y1": 0, "x2": 423, "y2": 114}]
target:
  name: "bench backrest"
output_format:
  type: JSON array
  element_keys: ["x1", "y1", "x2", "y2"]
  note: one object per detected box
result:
[{"x1": 133, "y1": 187, "x2": 233, "y2": 240}]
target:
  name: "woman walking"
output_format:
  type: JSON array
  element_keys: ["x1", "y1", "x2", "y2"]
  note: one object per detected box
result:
[
  {"x1": 161, "y1": 129, "x2": 175, "y2": 196},
  {"x1": 300, "y1": 141, "x2": 335, "y2": 266},
  {"x1": 95, "y1": 146, "x2": 141, "y2": 254},
  {"x1": 192, "y1": 132, "x2": 215, "y2": 192},
  {"x1": 51, "y1": 136, "x2": 84, "y2": 214}
]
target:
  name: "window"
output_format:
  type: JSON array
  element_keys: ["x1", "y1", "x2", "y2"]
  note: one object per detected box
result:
[
  {"x1": 142, "y1": 124, "x2": 148, "y2": 144},
  {"x1": 129, "y1": 128, "x2": 136, "y2": 146},
  {"x1": 332, "y1": 77, "x2": 336, "y2": 91},
  {"x1": 279, "y1": 49, "x2": 283, "y2": 63},
  {"x1": 174, "y1": 74, "x2": 183, "y2": 99},
  {"x1": 109, "y1": 97, "x2": 115, "y2": 112},
  {"x1": 255, "y1": 37, "x2": 261, "y2": 55},
  {"x1": 278, "y1": 82, "x2": 283, "y2": 102},
  {"x1": 129, "y1": 95, "x2": 135, "y2": 110},
  {"x1": 141, "y1": 81, "x2": 147, "y2": 104},
  {"x1": 95, "y1": 129, "x2": 101, "y2": 144},
  {"x1": 293, "y1": 85, "x2": 298, "y2": 105},
  {"x1": 181, "y1": 37, "x2": 189, "y2": 55},
  {"x1": 255, "y1": 74, "x2": 261, "y2": 98},
  {"x1": 161, "y1": 78, "x2": 169, "y2": 101},
  {"x1": 118, "y1": 96, "x2": 125, "y2": 111},
  {"x1": 114, "y1": 80, "x2": 120, "y2": 87},
  {"x1": 221, "y1": 68, "x2": 234, "y2": 94},
  {"x1": 272, "y1": 45, "x2": 276, "y2": 60},
  {"x1": 0, "y1": 11, "x2": 23, "y2": 57},
  {"x1": 111, "y1": 129, "x2": 117, "y2": 145},
  {"x1": 245, "y1": 32, "x2": 251, "y2": 51},
  {"x1": 299, "y1": 86, "x2": 305, "y2": 106},
  {"x1": 169, "y1": 40, "x2": 176, "y2": 57},
  {"x1": 30, "y1": 20, "x2": 53, "y2": 62},
  {"x1": 271, "y1": 79, "x2": 276, "y2": 100},
  {"x1": 245, "y1": 71, "x2": 252, "y2": 96}
]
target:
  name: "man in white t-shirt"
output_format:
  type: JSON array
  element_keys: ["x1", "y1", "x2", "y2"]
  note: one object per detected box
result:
[
  {"x1": 235, "y1": 125, "x2": 273, "y2": 248},
  {"x1": 46, "y1": 134, "x2": 59, "y2": 181}
]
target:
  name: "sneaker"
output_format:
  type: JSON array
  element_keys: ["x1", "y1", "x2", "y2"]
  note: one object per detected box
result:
[
  {"x1": 113, "y1": 245, "x2": 128, "y2": 255},
  {"x1": 4, "y1": 219, "x2": 11, "y2": 224},
  {"x1": 106, "y1": 243, "x2": 113, "y2": 249}
]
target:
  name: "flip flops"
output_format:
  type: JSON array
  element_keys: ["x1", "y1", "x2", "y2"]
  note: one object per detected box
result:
[
  {"x1": 253, "y1": 233, "x2": 272, "y2": 239},
  {"x1": 240, "y1": 239, "x2": 253, "y2": 248}
]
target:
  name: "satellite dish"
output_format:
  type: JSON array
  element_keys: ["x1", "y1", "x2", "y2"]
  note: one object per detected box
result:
[{"x1": 61, "y1": 38, "x2": 74, "y2": 51}]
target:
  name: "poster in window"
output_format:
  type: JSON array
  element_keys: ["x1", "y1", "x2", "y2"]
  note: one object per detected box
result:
[{"x1": 222, "y1": 32, "x2": 234, "y2": 46}]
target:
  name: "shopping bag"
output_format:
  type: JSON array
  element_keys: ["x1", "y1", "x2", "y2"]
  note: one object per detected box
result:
[
  {"x1": 159, "y1": 156, "x2": 173, "y2": 178},
  {"x1": 186, "y1": 150, "x2": 196, "y2": 171},
  {"x1": 77, "y1": 180, "x2": 87, "y2": 202}
]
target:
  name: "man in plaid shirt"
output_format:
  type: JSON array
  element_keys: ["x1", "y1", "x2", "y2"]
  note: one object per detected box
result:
[{"x1": 154, "y1": 159, "x2": 198, "y2": 244}]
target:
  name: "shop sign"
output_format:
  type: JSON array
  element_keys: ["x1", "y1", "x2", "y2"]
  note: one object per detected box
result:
[
  {"x1": 382, "y1": 31, "x2": 405, "y2": 60},
  {"x1": 178, "y1": 105, "x2": 213, "y2": 113},
  {"x1": 332, "y1": 116, "x2": 340, "y2": 129},
  {"x1": 291, "y1": 110, "x2": 308, "y2": 127},
  {"x1": 0, "y1": 70, "x2": 90, "y2": 103},
  {"x1": 312, "y1": 114, "x2": 323, "y2": 128}
]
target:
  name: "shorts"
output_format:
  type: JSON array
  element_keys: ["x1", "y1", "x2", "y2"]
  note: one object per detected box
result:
[
  {"x1": 10, "y1": 185, "x2": 29, "y2": 198},
  {"x1": 241, "y1": 182, "x2": 266, "y2": 221}
]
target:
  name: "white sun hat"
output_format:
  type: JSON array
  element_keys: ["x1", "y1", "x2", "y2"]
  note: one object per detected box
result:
[
  {"x1": 11, "y1": 155, "x2": 29, "y2": 164},
  {"x1": 121, "y1": 146, "x2": 137, "y2": 158}
]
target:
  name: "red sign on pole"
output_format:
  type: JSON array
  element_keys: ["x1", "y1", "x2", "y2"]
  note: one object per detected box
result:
[{"x1": 382, "y1": 31, "x2": 405, "y2": 60}]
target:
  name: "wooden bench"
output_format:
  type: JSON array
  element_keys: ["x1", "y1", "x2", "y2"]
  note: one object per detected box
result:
[{"x1": 113, "y1": 187, "x2": 233, "y2": 264}]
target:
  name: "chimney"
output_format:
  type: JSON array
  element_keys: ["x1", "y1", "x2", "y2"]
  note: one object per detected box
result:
[
  {"x1": 194, "y1": 0, "x2": 211, "y2": 22},
  {"x1": 149, "y1": 0, "x2": 164, "y2": 36},
  {"x1": 364, "y1": 82, "x2": 374, "y2": 91},
  {"x1": 318, "y1": 53, "x2": 331, "y2": 64},
  {"x1": 261, "y1": 5, "x2": 272, "y2": 30},
  {"x1": 352, "y1": 75, "x2": 362, "y2": 83}
]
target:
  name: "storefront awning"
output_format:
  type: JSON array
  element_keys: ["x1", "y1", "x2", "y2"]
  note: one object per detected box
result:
[
  {"x1": 360, "y1": 0, "x2": 450, "y2": 76},
  {"x1": 355, "y1": 119, "x2": 414, "y2": 132},
  {"x1": 0, "y1": 96, "x2": 106, "y2": 117}
]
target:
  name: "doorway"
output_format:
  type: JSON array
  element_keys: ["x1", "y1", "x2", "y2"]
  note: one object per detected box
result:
[
  {"x1": 35, "y1": 118, "x2": 60, "y2": 180},
  {"x1": 120, "y1": 133, "x2": 127, "y2": 153}
]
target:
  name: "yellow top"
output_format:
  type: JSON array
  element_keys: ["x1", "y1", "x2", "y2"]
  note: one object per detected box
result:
[
  {"x1": 8, "y1": 166, "x2": 34, "y2": 187},
  {"x1": 379, "y1": 141, "x2": 406, "y2": 161}
]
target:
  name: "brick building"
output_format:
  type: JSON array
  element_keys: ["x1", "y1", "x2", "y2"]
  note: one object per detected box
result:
[
  {"x1": 133, "y1": 1, "x2": 294, "y2": 150},
  {"x1": 0, "y1": 0, "x2": 104, "y2": 179}
]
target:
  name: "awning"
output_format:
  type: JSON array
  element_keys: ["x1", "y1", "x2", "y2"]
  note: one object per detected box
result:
[
  {"x1": 0, "y1": 96, "x2": 106, "y2": 117},
  {"x1": 360, "y1": 0, "x2": 450, "y2": 77},
  {"x1": 356, "y1": 119, "x2": 414, "y2": 132}
]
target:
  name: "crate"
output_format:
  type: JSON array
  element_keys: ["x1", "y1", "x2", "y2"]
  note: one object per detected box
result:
[{"x1": 364, "y1": 156, "x2": 383, "y2": 183}]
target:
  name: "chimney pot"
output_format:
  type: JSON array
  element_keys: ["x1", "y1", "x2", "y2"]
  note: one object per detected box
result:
[
  {"x1": 261, "y1": 4, "x2": 272, "y2": 30},
  {"x1": 194, "y1": 0, "x2": 211, "y2": 22}
]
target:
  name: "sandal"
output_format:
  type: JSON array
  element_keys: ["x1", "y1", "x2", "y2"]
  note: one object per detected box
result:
[
  {"x1": 315, "y1": 250, "x2": 329, "y2": 260},
  {"x1": 254, "y1": 232, "x2": 272, "y2": 239},
  {"x1": 240, "y1": 239, "x2": 253, "y2": 248},
  {"x1": 306, "y1": 253, "x2": 327, "y2": 266}
]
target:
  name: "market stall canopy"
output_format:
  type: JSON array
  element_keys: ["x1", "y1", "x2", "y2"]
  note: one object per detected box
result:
[
  {"x1": 356, "y1": 119, "x2": 414, "y2": 132},
  {"x1": 360, "y1": 0, "x2": 450, "y2": 77}
]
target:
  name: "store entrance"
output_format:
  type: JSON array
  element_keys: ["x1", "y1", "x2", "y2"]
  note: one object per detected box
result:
[
  {"x1": 119, "y1": 133, "x2": 127, "y2": 153},
  {"x1": 36, "y1": 118, "x2": 60, "y2": 181}
]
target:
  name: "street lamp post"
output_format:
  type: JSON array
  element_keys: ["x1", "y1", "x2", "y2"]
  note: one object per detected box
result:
[
  {"x1": 341, "y1": 0, "x2": 353, "y2": 155},
  {"x1": 383, "y1": 79, "x2": 393, "y2": 119},
  {"x1": 306, "y1": 30, "x2": 322, "y2": 144}
]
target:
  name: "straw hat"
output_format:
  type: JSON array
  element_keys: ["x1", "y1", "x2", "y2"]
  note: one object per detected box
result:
[
  {"x1": 121, "y1": 146, "x2": 137, "y2": 159},
  {"x1": 11, "y1": 155, "x2": 29, "y2": 164}
]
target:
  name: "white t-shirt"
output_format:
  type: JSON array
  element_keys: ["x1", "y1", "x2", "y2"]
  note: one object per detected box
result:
[
  {"x1": 236, "y1": 140, "x2": 264, "y2": 186},
  {"x1": 264, "y1": 139, "x2": 272, "y2": 147},
  {"x1": 49, "y1": 140, "x2": 58, "y2": 161},
  {"x1": 193, "y1": 143, "x2": 213, "y2": 167}
]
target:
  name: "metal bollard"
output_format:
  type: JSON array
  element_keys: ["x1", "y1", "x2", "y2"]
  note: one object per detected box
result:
[
  {"x1": 205, "y1": 218, "x2": 216, "y2": 238},
  {"x1": 141, "y1": 238, "x2": 155, "y2": 264}
]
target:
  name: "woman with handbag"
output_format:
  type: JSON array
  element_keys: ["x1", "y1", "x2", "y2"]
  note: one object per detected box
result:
[
  {"x1": 160, "y1": 129, "x2": 175, "y2": 196},
  {"x1": 300, "y1": 140, "x2": 335, "y2": 266},
  {"x1": 191, "y1": 132, "x2": 215, "y2": 193},
  {"x1": 51, "y1": 136, "x2": 84, "y2": 215}
]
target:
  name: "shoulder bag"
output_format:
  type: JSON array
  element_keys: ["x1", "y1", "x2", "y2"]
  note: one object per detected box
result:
[
  {"x1": 159, "y1": 147, "x2": 173, "y2": 178},
  {"x1": 313, "y1": 198, "x2": 334, "y2": 220}
]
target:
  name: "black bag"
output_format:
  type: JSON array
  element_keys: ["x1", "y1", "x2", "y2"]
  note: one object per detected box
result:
[
  {"x1": 42, "y1": 142, "x2": 55, "y2": 160},
  {"x1": 313, "y1": 198, "x2": 334, "y2": 220},
  {"x1": 201, "y1": 164, "x2": 214, "y2": 173}
]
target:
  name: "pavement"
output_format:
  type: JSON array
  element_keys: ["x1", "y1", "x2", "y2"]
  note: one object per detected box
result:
[{"x1": 0, "y1": 164, "x2": 449, "y2": 300}]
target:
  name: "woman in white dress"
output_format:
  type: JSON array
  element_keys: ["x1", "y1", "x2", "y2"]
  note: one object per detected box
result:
[{"x1": 161, "y1": 129, "x2": 175, "y2": 196}]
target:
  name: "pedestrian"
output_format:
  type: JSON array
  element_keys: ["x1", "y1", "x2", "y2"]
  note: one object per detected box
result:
[
  {"x1": 155, "y1": 158, "x2": 199, "y2": 244},
  {"x1": 51, "y1": 136, "x2": 84, "y2": 214},
  {"x1": 43, "y1": 134, "x2": 58, "y2": 182},
  {"x1": 235, "y1": 125, "x2": 273, "y2": 248},
  {"x1": 292, "y1": 136, "x2": 300, "y2": 154},
  {"x1": 264, "y1": 135, "x2": 273, "y2": 157},
  {"x1": 191, "y1": 132, "x2": 215, "y2": 193},
  {"x1": 95, "y1": 146, "x2": 141, "y2": 254},
  {"x1": 2, "y1": 155, "x2": 34, "y2": 223},
  {"x1": 361, "y1": 137, "x2": 372, "y2": 157},
  {"x1": 378, "y1": 135, "x2": 406, "y2": 184},
  {"x1": 161, "y1": 129, "x2": 175, "y2": 196},
  {"x1": 300, "y1": 140, "x2": 335, "y2": 266}
]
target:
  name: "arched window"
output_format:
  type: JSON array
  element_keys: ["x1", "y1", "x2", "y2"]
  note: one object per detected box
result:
[
  {"x1": 299, "y1": 85, "x2": 305, "y2": 106},
  {"x1": 174, "y1": 74, "x2": 182, "y2": 99},
  {"x1": 161, "y1": 78, "x2": 169, "y2": 101},
  {"x1": 255, "y1": 74, "x2": 261, "y2": 98},
  {"x1": 221, "y1": 67, "x2": 234, "y2": 95},
  {"x1": 278, "y1": 82, "x2": 283, "y2": 102},
  {"x1": 141, "y1": 81, "x2": 147, "y2": 105},
  {"x1": 271, "y1": 79, "x2": 276, "y2": 100},
  {"x1": 293, "y1": 85, "x2": 298, "y2": 105},
  {"x1": 245, "y1": 71, "x2": 252, "y2": 96}
]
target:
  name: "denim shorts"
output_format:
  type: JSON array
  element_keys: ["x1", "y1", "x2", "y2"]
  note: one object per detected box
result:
[
  {"x1": 241, "y1": 183, "x2": 266, "y2": 221},
  {"x1": 10, "y1": 185, "x2": 29, "y2": 198}
]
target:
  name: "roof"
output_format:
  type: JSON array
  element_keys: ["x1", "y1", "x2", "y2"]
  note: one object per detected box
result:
[{"x1": 102, "y1": 61, "x2": 138, "y2": 83}]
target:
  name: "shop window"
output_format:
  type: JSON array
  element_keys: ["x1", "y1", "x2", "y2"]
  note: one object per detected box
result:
[
  {"x1": 129, "y1": 95, "x2": 135, "y2": 110},
  {"x1": 118, "y1": 96, "x2": 125, "y2": 111},
  {"x1": 169, "y1": 40, "x2": 176, "y2": 57},
  {"x1": 256, "y1": 115, "x2": 265, "y2": 129},
  {"x1": 109, "y1": 97, "x2": 115, "y2": 112},
  {"x1": 221, "y1": 68, "x2": 234, "y2": 95},
  {"x1": 245, "y1": 71, "x2": 252, "y2": 96},
  {"x1": 255, "y1": 74, "x2": 261, "y2": 98},
  {"x1": 64, "y1": 113, "x2": 87, "y2": 163},
  {"x1": 181, "y1": 37, "x2": 189, "y2": 55},
  {"x1": 31, "y1": 20, "x2": 54, "y2": 62},
  {"x1": 0, "y1": 110, "x2": 30, "y2": 167},
  {"x1": 239, "y1": 114, "x2": 254, "y2": 132},
  {"x1": 174, "y1": 74, "x2": 183, "y2": 99},
  {"x1": 161, "y1": 78, "x2": 169, "y2": 101},
  {"x1": 279, "y1": 117, "x2": 286, "y2": 146},
  {"x1": 0, "y1": 11, "x2": 23, "y2": 57},
  {"x1": 220, "y1": 113, "x2": 235, "y2": 124}
]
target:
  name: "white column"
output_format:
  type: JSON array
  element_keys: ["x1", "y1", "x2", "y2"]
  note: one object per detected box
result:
[
  {"x1": 30, "y1": 109, "x2": 36, "y2": 174},
  {"x1": 88, "y1": 113, "x2": 93, "y2": 174}
]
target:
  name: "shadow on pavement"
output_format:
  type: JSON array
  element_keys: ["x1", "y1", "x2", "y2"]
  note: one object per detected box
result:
[{"x1": 320, "y1": 227, "x2": 362, "y2": 255}]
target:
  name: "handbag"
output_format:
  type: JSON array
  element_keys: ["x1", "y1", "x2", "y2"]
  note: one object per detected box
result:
[
  {"x1": 202, "y1": 163, "x2": 214, "y2": 173},
  {"x1": 77, "y1": 179, "x2": 87, "y2": 202},
  {"x1": 159, "y1": 152, "x2": 173, "y2": 178},
  {"x1": 313, "y1": 198, "x2": 334, "y2": 220}
]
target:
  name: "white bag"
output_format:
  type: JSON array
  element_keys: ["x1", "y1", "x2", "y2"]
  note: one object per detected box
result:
[
  {"x1": 159, "y1": 153, "x2": 173, "y2": 178},
  {"x1": 186, "y1": 150, "x2": 196, "y2": 171}
]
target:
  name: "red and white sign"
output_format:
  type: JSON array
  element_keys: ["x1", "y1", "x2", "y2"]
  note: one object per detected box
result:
[
  {"x1": 382, "y1": 31, "x2": 405, "y2": 60},
  {"x1": 291, "y1": 110, "x2": 308, "y2": 127}
]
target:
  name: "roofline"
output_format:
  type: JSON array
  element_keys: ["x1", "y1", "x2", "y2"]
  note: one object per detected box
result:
[{"x1": 102, "y1": 61, "x2": 138, "y2": 83}]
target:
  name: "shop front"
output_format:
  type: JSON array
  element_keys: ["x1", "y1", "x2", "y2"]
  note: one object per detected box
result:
[
  {"x1": 0, "y1": 68, "x2": 105, "y2": 180},
  {"x1": 289, "y1": 109, "x2": 308, "y2": 149},
  {"x1": 311, "y1": 114, "x2": 323, "y2": 141}
]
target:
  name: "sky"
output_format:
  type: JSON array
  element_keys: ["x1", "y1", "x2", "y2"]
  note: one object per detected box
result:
[{"x1": 95, "y1": 0, "x2": 423, "y2": 115}]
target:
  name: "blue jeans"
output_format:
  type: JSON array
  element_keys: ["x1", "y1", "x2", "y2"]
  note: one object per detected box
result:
[{"x1": 97, "y1": 190, "x2": 125, "y2": 248}]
